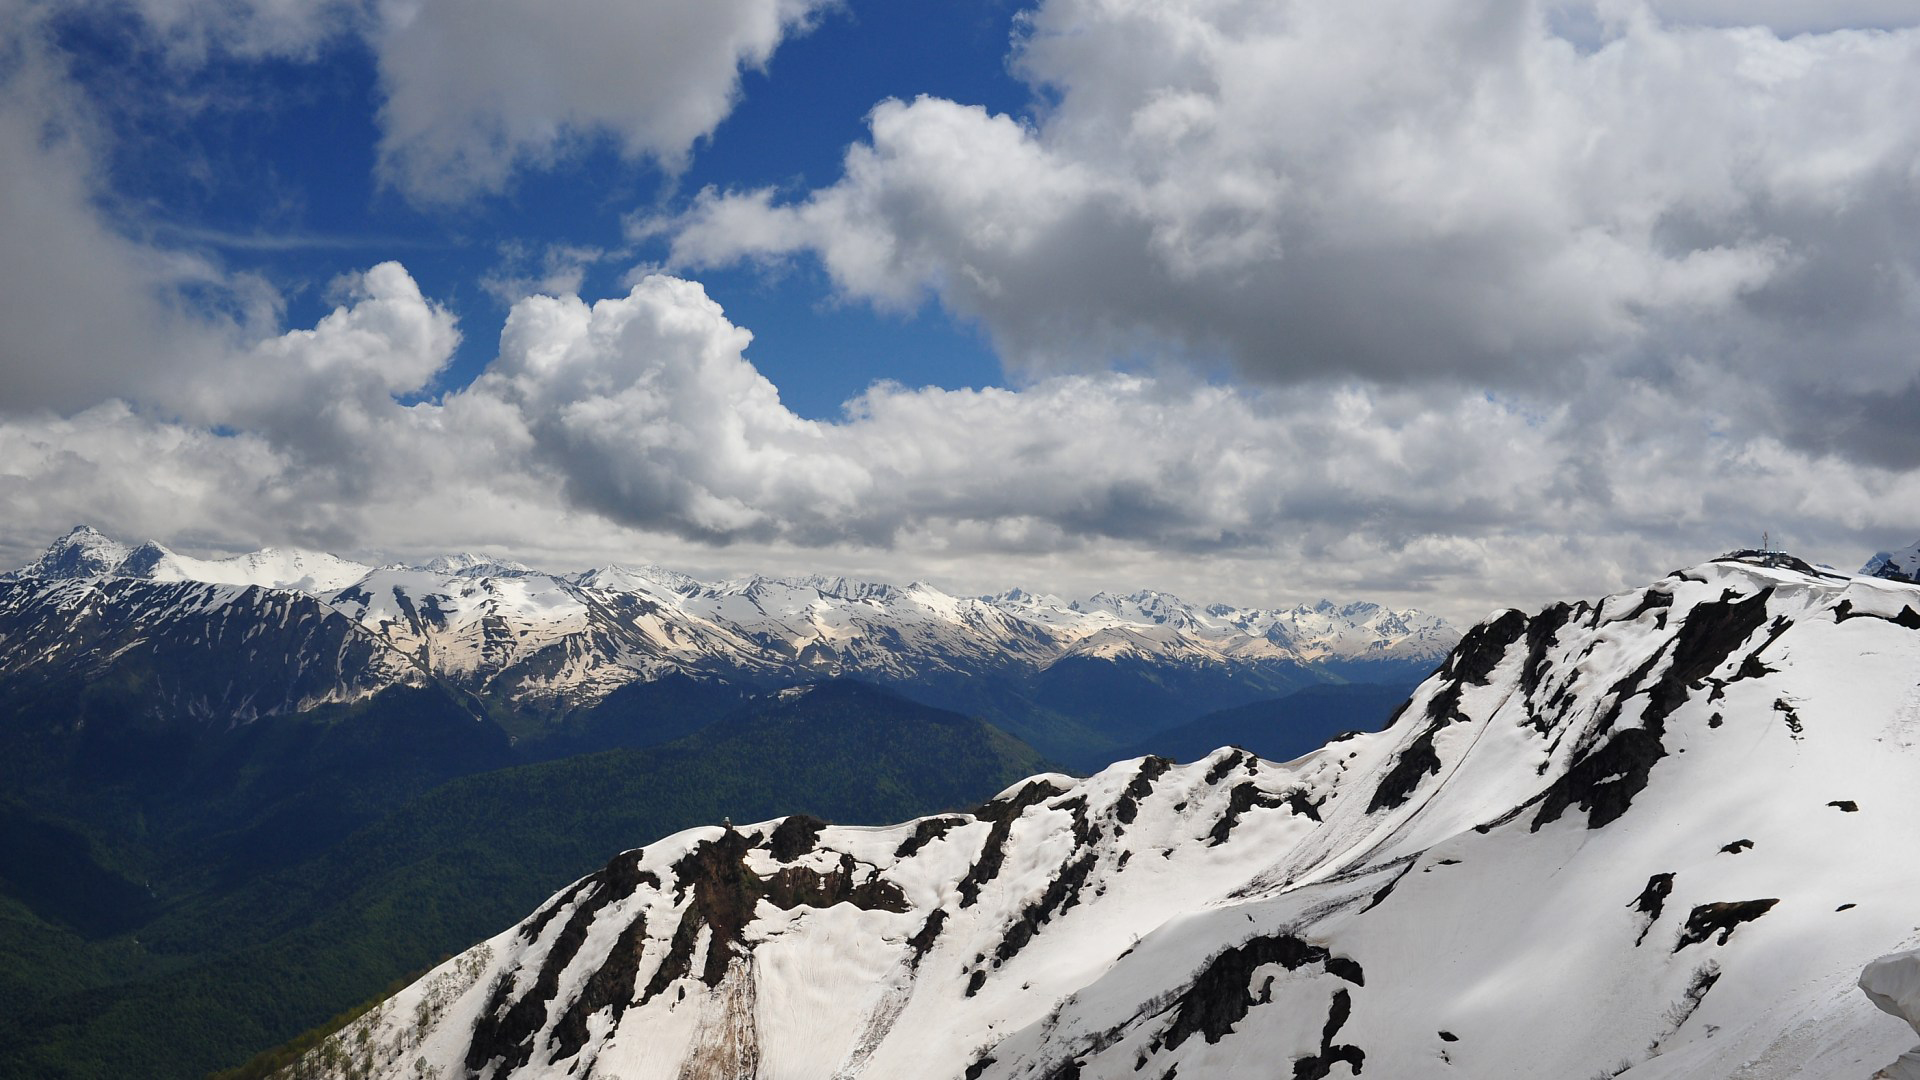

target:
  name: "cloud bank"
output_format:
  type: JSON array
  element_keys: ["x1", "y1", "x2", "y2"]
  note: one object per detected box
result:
[
  {"x1": 6, "y1": 263, "x2": 1919, "y2": 620},
  {"x1": 665, "y1": 0, "x2": 1920, "y2": 465},
  {"x1": 3, "y1": 0, "x2": 1920, "y2": 620}
]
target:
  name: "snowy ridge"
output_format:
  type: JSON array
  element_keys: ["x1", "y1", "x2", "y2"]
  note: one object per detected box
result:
[
  {"x1": 4, "y1": 527, "x2": 1457, "y2": 714},
  {"x1": 292, "y1": 554, "x2": 1920, "y2": 1078},
  {"x1": 1864, "y1": 539, "x2": 1920, "y2": 584},
  {"x1": 5, "y1": 525, "x2": 376, "y2": 592},
  {"x1": 0, "y1": 574, "x2": 424, "y2": 719}
]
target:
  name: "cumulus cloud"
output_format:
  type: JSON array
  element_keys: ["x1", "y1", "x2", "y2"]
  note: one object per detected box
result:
[
  {"x1": 370, "y1": 0, "x2": 834, "y2": 200},
  {"x1": 0, "y1": 0, "x2": 284, "y2": 415},
  {"x1": 0, "y1": 0, "x2": 821, "y2": 409},
  {"x1": 28, "y1": 0, "x2": 832, "y2": 201},
  {"x1": 5, "y1": 265, "x2": 1919, "y2": 620},
  {"x1": 663, "y1": 0, "x2": 1920, "y2": 464},
  {"x1": 5, "y1": 0, "x2": 1920, "y2": 620}
]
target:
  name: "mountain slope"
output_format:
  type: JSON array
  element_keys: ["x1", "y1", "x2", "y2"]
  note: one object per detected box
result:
[
  {"x1": 0, "y1": 682, "x2": 1046, "y2": 1080},
  {"x1": 291, "y1": 554, "x2": 1920, "y2": 1079}
]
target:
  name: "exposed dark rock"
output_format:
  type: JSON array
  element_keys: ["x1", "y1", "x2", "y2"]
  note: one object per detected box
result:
[
  {"x1": 548, "y1": 910, "x2": 648, "y2": 1061},
  {"x1": 1438, "y1": 1031, "x2": 1459, "y2": 1043},
  {"x1": 1674, "y1": 899, "x2": 1779, "y2": 950},
  {"x1": 1630, "y1": 872, "x2": 1676, "y2": 947},
  {"x1": 1830, "y1": 800, "x2": 1859, "y2": 812},
  {"x1": 639, "y1": 904, "x2": 702, "y2": 1008},
  {"x1": 1520, "y1": 602, "x2": 1575, "y2": 701},
  {"x1": 894, "y1": 815, "x2": 965, "y2": 859},
  {"x1": 973, "y1": 779, "x2": 1068, "y2": 823},
  {"x1": 1205, "y1": 750, "x2": 1247, "y2": 785},
  {"x1": 1714, "y1": 550, "x2": 1825, "y2": 576},
  {"x1": 667, "y1": 828, "x2": 764, "y2": 986},
  {"x1": 1163, "y1": 934, "x2": 1361, "y2": 1050},
  {"x1": 1114, "y1": 756, "x2": 1174, "y2": 825},
  {"x1": 1838, "y1": 903, "x2": 1857, "y2": 912},
  {"x1": 1370, "y1": 610, "x2": 1529, "y2": 814},
  {"x1": 518, "y1": 876, "x2": 593, "y2": 945},
  {"x1": 624, "y1": 826, "x2": 917, "y2": 1015},
  {"x1": 466, "y1": 850, "x2": 655, "y2": 1075},
  {"x1": 1617, "y1": 590, "x2": 1675, "y2": 624},
  {"x1": 960, "y1": 781, "x2": 1065, "y2": 908},
  {"x1": 762, "y1": 852, "x2": 909, "y2": 914},
  {"x1": 1324, "y1": 956, "x2": 1365, "y2": 986},
  {"x1": 1774, "y1": 699, "x2": 1803, "y2": 738},
  {"x1": 1292, "y1": 988, "x2": 1366, "y2": 1079},
  {"x1": 965, "y1": 968, "x2": 988, "y2": 998},
  {"x1": 768, "y1": 814, "x2": 827, "y2": 862},
  {"x1": 1209, "y1": 781, "x2": 1290, "y2": 845},
  {"x1": 995, "y1": 850, "x2": 1099, "y2": 965},
  {"x1": 1833, "y1": 600, "x2": 1920, "y2": 628},
  {"x1": 1534, "y1": 589, "x2": 1772, "y2": 831},
  {"x1": 1443, "y1": 608, "x2": 1529, "y2": 687},
  {"x1": 964, "y1": 1055, "x2": 995, "y2": 1079},
  {"x1": 1719, "y1": 839, "x2": 1753, "y2": 855},
  {"x1": 1368, "y1": 710, "x2": 1453, "y2": 815},
  {"x1": 907, "y1": 909, "x2": 947, "y2": 967}
]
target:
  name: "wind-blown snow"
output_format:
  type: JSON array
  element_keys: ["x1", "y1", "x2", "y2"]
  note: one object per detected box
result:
[{"x1": 289, "y1": 552, "x2": 1920, "y2": 1079}]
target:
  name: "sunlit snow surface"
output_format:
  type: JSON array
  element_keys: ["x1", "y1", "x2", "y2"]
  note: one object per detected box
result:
[{"x1": 292, "y1": 556, "x2": 1920, "y2": 1079}]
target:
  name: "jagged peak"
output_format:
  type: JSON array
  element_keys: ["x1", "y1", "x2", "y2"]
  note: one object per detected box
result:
[
  {"x1": 415, "y1": 552, "x2": 535, "y2": 577},
  {"x1": 1863, "y1": 539, "x2": 1920, "y2": 585}
]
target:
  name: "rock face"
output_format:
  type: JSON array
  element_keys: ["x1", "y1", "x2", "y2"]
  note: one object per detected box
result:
[
  {"x1": 286, "y1": 552, "x2": 1920, "y2": 1079},
  {"x1": 1864, "y1": 541, "x2": 1920, "y2": 585}
]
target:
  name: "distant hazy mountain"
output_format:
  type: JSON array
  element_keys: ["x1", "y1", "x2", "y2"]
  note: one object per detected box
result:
[
  {"x1": 3, "y1": 525, "x2": 1458, "y2": 762},
  {"x1": 294, "y1": 551, "x2": 1920, "y2": 1079}
]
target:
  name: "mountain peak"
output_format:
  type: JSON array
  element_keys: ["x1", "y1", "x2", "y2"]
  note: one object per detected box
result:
[
  {"x1": 417, "y1": 552, "x2": 534, "y2": 577},
  {"x1": 1863, "y1": 540, "x2": 1920, "y2": 585},
  {"x1": 18, "y1": 524, "x2": 134, "y2": 580}
]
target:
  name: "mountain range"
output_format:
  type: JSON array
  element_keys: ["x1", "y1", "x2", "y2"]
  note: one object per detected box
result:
[
  {"x1": 283, "y1": 548, "x2": 1920, "y2": 1079},
  {"x1": 1, "y1": 525, "x2": 1456, "y2": 763},
  {"x1": 0, "y1": 525, "x2": 1456, "y2": 1079}
]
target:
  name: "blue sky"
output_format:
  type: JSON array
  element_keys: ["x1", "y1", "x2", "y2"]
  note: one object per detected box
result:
[
  {"x1": 56, "y1": 0, "x2": 1027, "y2": 417},
  {"x1": 3, "y1": 0, "x2": 1919, "y2": 620}
]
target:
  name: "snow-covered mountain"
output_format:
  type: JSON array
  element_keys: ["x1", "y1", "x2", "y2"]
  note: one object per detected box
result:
[
  {"x1": 2, "y1": 527, "x2": 1457, "y2": 729},
  {"x1": 287, "y1": 551, "x2": 1920, "y2": 1079},
  {"x1": 1864, "y1": 539, "x2": 1920, "y2": 584}
]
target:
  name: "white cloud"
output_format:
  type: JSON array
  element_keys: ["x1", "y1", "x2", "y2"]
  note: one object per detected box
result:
[
  {"x1": 5, "y1": 266, "x2": 1918, "y2": 621},
  {"x1": 663, "y1": 0, "x2": 1920, "y2": 464},
  {"x1": 370, "y1": 0, "x2": 834, "y2": 200},
  {"x1": 0, "y1": 1, "x2": 283, "y2": 415},
  {"x1": 29, "y1": 0, "x2": 832, "y2": 201},
  {"x1": 4, "y1": 0, "x2": 1919, "y2": 621},
  {"x1": 1561, "y1": 0, "x2": 1920, "y2": 37}
]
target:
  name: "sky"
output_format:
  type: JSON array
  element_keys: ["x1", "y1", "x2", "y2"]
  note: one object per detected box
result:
[{"x1": 1, "y1": 0, "x2": 1919, "y2": 624}]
